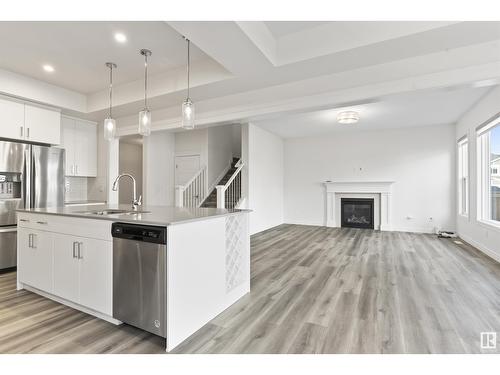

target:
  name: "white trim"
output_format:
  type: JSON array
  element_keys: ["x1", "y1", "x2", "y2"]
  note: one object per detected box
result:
[
  {"x1": 19, "y1": 283, "x2": 122, "y2": 325},
  {"x1": 458, "y1": 233, "x2": 500, "y2": 264},
  {"x1": 324, "y1": 181, "x2": 394, "y2": 231},
  {"x1": 477, "y1": 218, "x2": 500, "y2": 232},
  {"x1": 476, "y1": 112, "x2": 500, "y2": 135}
]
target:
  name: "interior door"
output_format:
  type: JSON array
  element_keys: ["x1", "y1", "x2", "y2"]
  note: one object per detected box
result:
[
  {"x1": 53, "y1": 233, "x2": 79, "y2": 302},
  {"x1": 175, "y1": 155, "x2": 200, "y2": 186}
]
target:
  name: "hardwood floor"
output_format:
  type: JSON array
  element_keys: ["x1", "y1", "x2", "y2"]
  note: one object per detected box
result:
[{"x1": 1, "y1": 225, "x2": 499, "y2": 354}]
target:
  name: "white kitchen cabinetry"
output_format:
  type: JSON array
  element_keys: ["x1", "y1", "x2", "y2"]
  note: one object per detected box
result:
[
  {"x1": 0, "y1": 98, "x2": 25, "y2": 140},
  {"x1": 17, "y1": 227, "x2": 53, "y2": 292},
  {"x1": 17, "y1": 214, "x2": 114, "y2": 318},
  {"x1": 24, "y1": 104, "x2": 61, "y2": 145},
  {"x1": 53, "y1": 233, "x2": 112, "y2": 315},
  {"x1": 0, "y1": 97, "x2": 61, "y2": 144},
  {"x1": 61, "y1": 116, "x2": 97, "y2": 177}
]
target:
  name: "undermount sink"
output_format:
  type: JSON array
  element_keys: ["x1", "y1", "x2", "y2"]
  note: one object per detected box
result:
[{"x1": 75, "y1": 209, "x2": 150, "y2": 216}]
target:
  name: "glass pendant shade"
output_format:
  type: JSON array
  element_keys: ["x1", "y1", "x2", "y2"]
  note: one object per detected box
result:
[
  {"x1": 138, "y1": 109, "x2": 152, "y2": 136},
  {"x1": 182, "y1": 98, "x2": 195, "y2": 130},
  {"x1": 103, "y1": 117, "x2": 116, "y2": 141}
]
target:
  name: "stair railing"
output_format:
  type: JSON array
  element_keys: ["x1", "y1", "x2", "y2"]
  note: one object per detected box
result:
[
  {"x1": 175, "y1": 165, "x2": 207, "y2": 208},
  {"x1": 216, "y1": 159, "x2": 244, "y2": 209}
]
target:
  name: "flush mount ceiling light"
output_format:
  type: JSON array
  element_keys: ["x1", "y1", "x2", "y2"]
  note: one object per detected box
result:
[
  {"x1": 42, "y1": 64, "x2": 55, "y2": 73},
  {"x1": 114, "y1": 32, "x2": 127, "y2": 43},
  {"x1": 103, "y1": 62, "x2": 117, "y2": 141},
  {"x1": 138, "y1": 49, "x2": 152, "y2": 136},
  {"x1": 337, "y1": 111, "x2": 360, "y2": 124},
  {"x1": 182, "y1": 37, "x2": 195, "y2": 130}
]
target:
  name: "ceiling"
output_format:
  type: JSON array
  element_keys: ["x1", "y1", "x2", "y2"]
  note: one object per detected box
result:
[
  {"x1": 264, "y1": 21, "x2": 329, "y2": 38},
  {"x1": 0, "y1": 21, "x2": 214, "y2": 93},
  {"x1": 0, "y1": 21, "x2": 499, "y2": 133},
  {"x1": 254, "y1": 85, "x2": 493, "y2": 138}
]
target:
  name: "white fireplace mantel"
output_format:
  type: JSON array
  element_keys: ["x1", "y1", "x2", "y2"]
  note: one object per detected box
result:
[{"x1": 324, "y1": 181, "x2": 395, "y2": 231}]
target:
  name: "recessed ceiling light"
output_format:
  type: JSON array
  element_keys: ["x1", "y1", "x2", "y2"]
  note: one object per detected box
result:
[
  {"x1": 337, "y1": 111, "x2": 359, "y2": 124},
  {"x1": 42, "y1": 64, "x2": 55, "y2": 73},
  {"x1": 114, "y1": 32, "x2": 127, "y2": 43}
]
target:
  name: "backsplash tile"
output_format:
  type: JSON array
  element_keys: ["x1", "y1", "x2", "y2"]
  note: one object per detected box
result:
[{"x1": 65, "y1": 177, "x2": 88, "y2": 202}]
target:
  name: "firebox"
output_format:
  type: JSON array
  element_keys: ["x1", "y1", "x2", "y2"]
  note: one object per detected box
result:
[{"x1": 340, "y1": 198, "x2": 374, "y2": 229}]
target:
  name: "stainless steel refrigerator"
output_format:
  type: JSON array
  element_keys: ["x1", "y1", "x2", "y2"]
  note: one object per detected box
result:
[{"x1": 0, "y1": 141, "x2": 64, "y2": 270}]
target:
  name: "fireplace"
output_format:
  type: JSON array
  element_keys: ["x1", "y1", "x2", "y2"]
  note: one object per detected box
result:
[{"x1": 341, "y1": 198, "x2": 374, "y2": 229}]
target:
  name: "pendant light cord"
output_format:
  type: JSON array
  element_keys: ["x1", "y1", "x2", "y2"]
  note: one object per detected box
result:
[
  {"x1": 109, "y1": 65, "x2": 113, "y2": 118},
  {"x1": 187, "y1": 39, "x2": 190, "y2": 99},
  {"x1": 144, "y1": 53, "x2": 148, "y2": 108}
]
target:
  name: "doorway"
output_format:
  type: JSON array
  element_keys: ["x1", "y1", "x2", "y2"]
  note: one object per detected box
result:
[{"x1": 175, "y1": 154, "x2": 200, "y2": 186}]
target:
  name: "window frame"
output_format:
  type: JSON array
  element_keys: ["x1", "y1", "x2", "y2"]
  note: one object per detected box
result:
[
  {"x1": 457, "y1": 136, "x2": 469, "y2": 218},
  {"x1": 476, "y1": 113, "x2": 500, "y2": 229}
]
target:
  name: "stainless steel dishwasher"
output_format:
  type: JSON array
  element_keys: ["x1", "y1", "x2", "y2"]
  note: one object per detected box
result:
[{"x1": 112, "y1": 222, "x2": 167, "y2": 337}]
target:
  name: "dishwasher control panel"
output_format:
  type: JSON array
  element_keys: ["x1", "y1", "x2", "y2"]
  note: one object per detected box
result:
[{"x1": 112, "y1": 222, "x2": 166, "y2": 244}]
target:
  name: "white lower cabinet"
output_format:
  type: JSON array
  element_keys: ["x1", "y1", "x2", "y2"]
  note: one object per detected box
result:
[
  {"x1": 18, "y1": 228, "x2": 53, "y2": 292},
  {"x1": 18, "y1": 225, "x2": 112, "y2": 316}
]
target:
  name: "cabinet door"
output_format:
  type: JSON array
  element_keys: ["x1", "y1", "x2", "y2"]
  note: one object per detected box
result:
[
  {"x1": 74, "y1": 120, "x2": 97, "y2": 177},
  {"x1": 17, "y1": 229, "x2": 53, "y2": 291},
  {"x1": 0, "y1": 98, "x2": 25, "y2": 140},
  {"x1": 24, "y1": 105, "x2": 61, "y2": 145},
  {"x1": 78, "y1": 238, "x2": 112, "y2": 314},
  {"x1": 61, "y1": 117, "x2": 76, "y2": 176},
  {"x1": 53, "y1": 233, "x2": 79, "y2": 302}
]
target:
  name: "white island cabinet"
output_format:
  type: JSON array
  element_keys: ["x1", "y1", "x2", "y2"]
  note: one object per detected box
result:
[{"x1": 16, "y1": 205, "x2": 250, "y2": 352}]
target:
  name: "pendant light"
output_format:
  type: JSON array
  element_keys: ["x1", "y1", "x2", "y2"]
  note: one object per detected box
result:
[
  {"x1": 103, "y1": 62, "x2": 117, "y2": 141},
  {"x1": 182, "y1": 38, "x2": 195, "y2": 130},
  {"x1": 138, "y1": 49, "x2": 152, "y2": 136}
]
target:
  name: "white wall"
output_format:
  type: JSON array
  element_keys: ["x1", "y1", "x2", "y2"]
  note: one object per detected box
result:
[
  {"x1": 455, "y1": 86, "x2": 500, "y2": 261},
  {"x1": 284, "y1": 124, "x2": 456, "y2": 233},
  {"x1": 232, "y1": 124, "x2": 242, "y2": 158},
  {"x1": 118, "y1": 142, "x2": 143, "y2": 205},
  {"x1": 247, "y1": 123, "x2": 284, "y2": 234},
  {"x1": 207, "y1": 125, "x2": 234, "y2": 188},
  {"x1": 143, "y1": 130, "x2": 175, "y2": 206}
]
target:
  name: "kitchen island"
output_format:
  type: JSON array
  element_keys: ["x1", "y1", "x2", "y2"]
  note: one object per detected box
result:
[{"x1": 16, "y1": 204, "x2": 250, "y2": 352}]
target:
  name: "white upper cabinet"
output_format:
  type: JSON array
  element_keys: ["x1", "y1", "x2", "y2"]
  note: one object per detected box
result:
[
  {"x1": 61, "y1": 116, "x2": 97, "y2": 177},
  {"x1": 24, "y1": 104, "x2": 61, "y2": 145},
  {"x1": 0, "y1": 98, "x2": 25, "y2": 140},
  {"x1": 0, "y1": 97, "x2": 61, "y2": 145}
]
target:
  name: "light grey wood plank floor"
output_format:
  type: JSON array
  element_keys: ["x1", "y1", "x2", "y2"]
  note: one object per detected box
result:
[{"x1": 0, "y1": 225, "x2": 499, "y2": 354}]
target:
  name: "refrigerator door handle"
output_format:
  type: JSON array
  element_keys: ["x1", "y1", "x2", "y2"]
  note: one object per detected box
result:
[{"x1": 23, "y1": 149, "x2": 31, "y2": 209}]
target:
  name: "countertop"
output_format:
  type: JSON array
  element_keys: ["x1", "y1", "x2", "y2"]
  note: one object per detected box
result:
[
  {"x1": 64, "y1": 200, "x2": 107, "y2": 206},
  {"x1": 17, "y1": 204, "x2": 249, "y2": 226}
]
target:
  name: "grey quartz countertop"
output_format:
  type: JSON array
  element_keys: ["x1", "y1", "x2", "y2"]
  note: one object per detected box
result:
[{"x1": 17, "y1": 204, "x2": 250, "y2": 226}]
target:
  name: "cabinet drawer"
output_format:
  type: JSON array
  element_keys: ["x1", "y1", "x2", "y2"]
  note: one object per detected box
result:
[{"x1": 18, "y1": 213, "x2": 112, "y2": 241}]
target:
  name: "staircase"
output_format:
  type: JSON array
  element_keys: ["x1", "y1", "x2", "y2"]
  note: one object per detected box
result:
[{"x1": 201, "y1": 158, "x2": 240, "y2": 208}]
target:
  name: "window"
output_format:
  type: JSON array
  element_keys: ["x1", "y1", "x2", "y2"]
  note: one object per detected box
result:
[
  {"x1": 457, "y1": 137, "x2": 469, "y2": 217},
  {"x1": 477, "y1": 114, "x2": 500, "y2": 225}
]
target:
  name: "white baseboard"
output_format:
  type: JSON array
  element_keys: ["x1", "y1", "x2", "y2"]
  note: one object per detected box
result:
[{"x1": 458, "y1": 233, "x2": 500, "y2": 263}]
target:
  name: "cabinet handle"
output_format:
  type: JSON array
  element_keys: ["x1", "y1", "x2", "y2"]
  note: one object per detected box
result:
[
  {"x1": 20, "y1": 127, "x2": 23, "y2": 138},
  {"x1": 77, "y1": 242, "x2": 83, "y2": 259},
  {"x1": 36, "y1": 221, "x2": 48, "y2": 225},
  {"x1": 20, "y1": 219, "x2": 29, "y2": 222},
  {"x1": 72, "y1": 242, "x2": 78, "y2": 258},
  {"x1": 28, "y1": 233, "x2": 32, "y2": 248},
  {"x1": 27, "y1": 127, "x2": 30, "y2": 139},
  {"x1": 75, "y1": 165, "x2": 78, "y2": 175}
]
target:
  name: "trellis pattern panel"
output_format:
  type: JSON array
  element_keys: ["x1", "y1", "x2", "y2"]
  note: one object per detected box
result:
[{"x1": 225, "y1": 214, "x2": 246, "y2": 292}]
